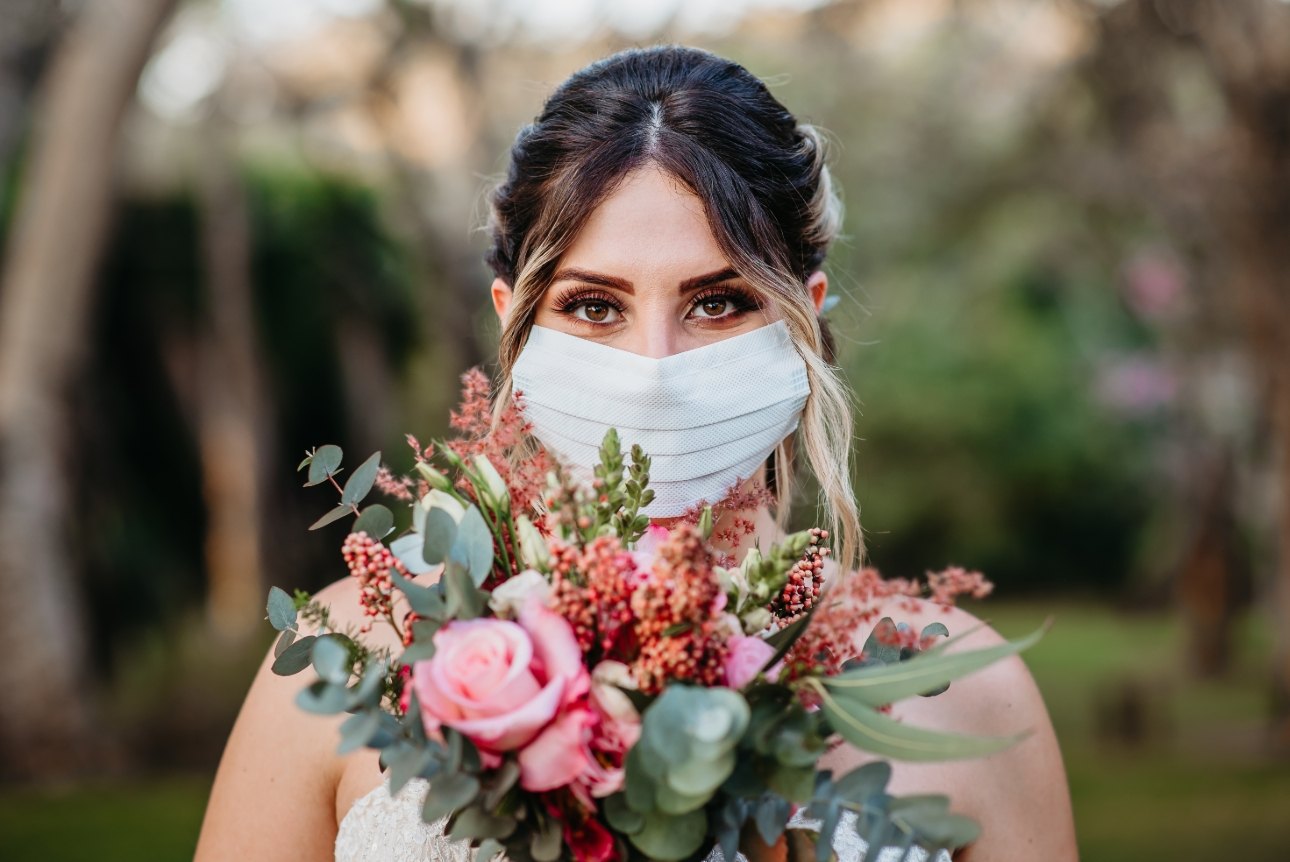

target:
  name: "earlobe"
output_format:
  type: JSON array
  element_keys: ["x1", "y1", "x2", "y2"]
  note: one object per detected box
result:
[
  {"x1": 490, "y1": 277, "x2": 514, "y2": 323},
  {"x1": 807, "y1": 270, "x2": 828, "y2": 314}
]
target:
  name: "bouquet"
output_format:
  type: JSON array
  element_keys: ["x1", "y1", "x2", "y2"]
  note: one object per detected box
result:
[{"x1": 266, "y1": 369, "x2": 1045, "y2": 862}]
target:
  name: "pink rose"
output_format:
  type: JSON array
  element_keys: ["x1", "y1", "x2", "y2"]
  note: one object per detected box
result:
[
  {"x1": 724, "y1": 634, "x2": 779, "y2": 689},
  {"x1": 411, "y1": 596, "x2": 587, "y2": 754},
  {"x1": 519, "y1": 704, "x2": 599, "y2": 793}
]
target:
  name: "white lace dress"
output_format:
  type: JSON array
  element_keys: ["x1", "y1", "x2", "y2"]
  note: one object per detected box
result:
[{"x1": 335, "y1": 777, "x2": 952, "y2": 862}]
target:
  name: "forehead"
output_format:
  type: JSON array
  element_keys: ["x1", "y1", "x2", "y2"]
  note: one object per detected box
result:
[{"x1": 558, "y1": 163, "x2": 729, "y2": 275}]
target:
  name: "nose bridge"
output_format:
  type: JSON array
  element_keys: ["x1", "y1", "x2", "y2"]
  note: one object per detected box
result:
[{"x1": 636, "y1": 299, "x2": 679, "y2": 359}]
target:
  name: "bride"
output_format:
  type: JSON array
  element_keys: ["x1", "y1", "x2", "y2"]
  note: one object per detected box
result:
[{"x1": 194, "y1": 44, "x2": 1078, "y2": 862}]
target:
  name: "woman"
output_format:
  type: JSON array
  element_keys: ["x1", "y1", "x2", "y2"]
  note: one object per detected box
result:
[{"x1": 194, "y1": 45, "x2": 1078, "y2": 861}]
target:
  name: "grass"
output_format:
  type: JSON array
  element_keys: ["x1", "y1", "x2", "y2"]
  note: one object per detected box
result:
[{"x1": 1, "y1": 601, "x2": 1288, "y2": 861}]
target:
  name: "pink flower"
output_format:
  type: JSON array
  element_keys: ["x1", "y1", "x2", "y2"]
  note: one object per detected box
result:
[
  {"x1": 629, "y1": 523, "x2": 670, "y2": 575},
  {"x1": 411, "y1": 596, "x2": 587, "y2": 754},
  {"x1": 519, "y1": 704, "x2": 599, "y2": 792},
  {"x1": 724, "y1": 634, "x2": 778, "y2": 689}
]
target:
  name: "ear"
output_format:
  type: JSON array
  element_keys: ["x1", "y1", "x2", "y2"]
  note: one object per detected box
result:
[
  {"x1": 807, "y1": 270, "x2": 828, "y2": 314},
  {"x1": 490, "y1": 277, "x2": 514, "y2": 323}
]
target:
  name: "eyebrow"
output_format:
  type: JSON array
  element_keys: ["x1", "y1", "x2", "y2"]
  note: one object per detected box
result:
[{"x1": 549, "y1": 266, "x2": 740, "y2": 295}]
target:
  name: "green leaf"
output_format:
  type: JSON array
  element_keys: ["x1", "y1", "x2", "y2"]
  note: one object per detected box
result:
[
  {"x1": 832, "y1": 761, "x2": 892, "y2": 804},
  {"x1": 389, "y1": 568, "x2": 447, "y2": 619},
  {"x1": 353, "y1": 504, "x2": 394, "y2": 539},
  {"x1": 443, "y1": 563, "x2": 487, "y2": 620},
  {"x1": 451, "y1": 506, "x2": 496, "y2": 586},
  {"x1": 271, "y1": 635, "x2": 317, "y2": 675},
  {"x1": 343, "y1": 451, "x2": 382, "y2": 506},
  {"x1": 423, "y1": 507, "x2": 458, "y2": 565},
  {"x1": 306, "y1": 444, "x2": 343, "y2": 486},
  {"x1": 421, "y1": 772, "x2": 480, "y2": 824},
  {"x1": 629, "y1": 809, "x2": 708, "y2": 861},
  {"x1": 530, "y1": 815, "x2": 563, "y2": 862},
  {"x1": 474, "y1": 839, "x2": 505, "y2": 862},
  {"x1": 816, "y1": 686, "x2": 1029, "y2": 762},
  {"x1": 604, "y1": 793, "x2": 644, "y2": 834},
  {"x1": 297, "y1": 452, "x2": 313, "y2": 472},
  {"x1": 823, "y1": 621, "x2": 1049, "y2": 708},
  {"x1": 309, "y1": 504, "x2": 352, "y2": 531},
  {"x1": 296, "y1": 679, "x2": 349, "y2": 714},
  {"x1": 312, "y1": 634, "x2": 352, "y2": 686},
  {"x1": 481, "y1": 759, "x2": 520, "y2": 811},
  {"x1": 346, "y1": 658, "x2": 388, "y2": 710},
  {"x1": 920, "y1": 622, "x2": 950, "y2": 640},
  {"x1": 755, "y1": 794, "x2": 791, "y2": 846},
  {"x1": 389, "y1": 745, "x2": 438, "y2": 798},
  {"x1": 338, "y1": 710, "x2": 382, "y2": 754},
  {"x1": 890, "y1": 797, "x2": 980, "y2": 849},
  {"x1": 448, "y1": 805, "x2": 517, "y2": 841},
  {"x1": 267, "y1": 586, "x2": 297, "y2": 631},
  {"x1": 273, "y1": 628, "x2": 297, "y2": 658}
]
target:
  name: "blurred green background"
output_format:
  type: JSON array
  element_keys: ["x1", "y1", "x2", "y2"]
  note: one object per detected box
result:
[{"x1": 1, "y1": 0, "x2": 1288, "y2": 860}]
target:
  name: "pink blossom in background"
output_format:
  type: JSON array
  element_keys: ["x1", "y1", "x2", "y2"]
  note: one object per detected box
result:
[
  {"x1": 1121, "y1": 248, "x2": 1187, "y2": 322},
  {"x1": 1094, "y1": 355, "x2": 1179, "y2": 416}
]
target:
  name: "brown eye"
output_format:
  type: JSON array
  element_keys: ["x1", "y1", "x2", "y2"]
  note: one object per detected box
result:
[
  {"x1": 584, "y1": 302, "x2": 610, "y2": 322},
  {"x1": 700, "y1": 298, "x2": 729, "y2": 317}
]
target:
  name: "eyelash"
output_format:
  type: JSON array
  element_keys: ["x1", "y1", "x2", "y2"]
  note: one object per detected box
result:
[{"x1": 552, "y1": 285, "x2": 762, "y2": 325}]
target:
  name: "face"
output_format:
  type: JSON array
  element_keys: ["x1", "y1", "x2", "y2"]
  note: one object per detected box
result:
[{"x1": 492, "y1": 162, "x2": 829, "y2": 358}]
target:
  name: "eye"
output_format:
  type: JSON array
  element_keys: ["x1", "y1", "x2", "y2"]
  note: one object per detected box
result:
[
  {"x1": 553, "y1": 288, "x2": 624, "y2": 326},
  {"x1": 574, "y1": 300, "x2": 619, "y2": 324},
  {"x1": 689, "y1": 287, "x2": 761, "y2": 321}
]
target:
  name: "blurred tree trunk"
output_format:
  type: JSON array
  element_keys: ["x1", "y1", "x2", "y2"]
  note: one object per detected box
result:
[
  {"x1": 0, "y1": 0, "x2": 176, "y2": 778},
  {"x1": 1079, "y1": 0, "x2": 1290, "y2": 741},
  {"x1": 196, "y1": 120, "x2": 270, "y2": 643}
]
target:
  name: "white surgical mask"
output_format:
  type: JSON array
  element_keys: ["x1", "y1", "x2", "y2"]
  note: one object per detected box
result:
[{"x1": 511, "y1": 320, "x2": 811, "y2": 518}]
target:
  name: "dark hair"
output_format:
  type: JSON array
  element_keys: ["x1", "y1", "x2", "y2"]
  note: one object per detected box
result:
[{"x1": 483, "y1": 43, "x2": 861, "y2": 571}]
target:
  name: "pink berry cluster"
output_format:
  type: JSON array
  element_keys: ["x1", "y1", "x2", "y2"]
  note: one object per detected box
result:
[
  {"x1": 549, "y1": 535, "x2": 637, "y2": 658},
  {"x1": 342, "y1": 530, "x2": 418, "y2": 640},
  {"x1": 770, "y1": 527, "x2": 830, "y2": 625},
  {"x1": 628, "y1": 525, "x2": 727, "y2": 694}
]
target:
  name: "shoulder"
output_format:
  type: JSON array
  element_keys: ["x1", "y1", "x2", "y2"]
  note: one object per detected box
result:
[
  {"x1": 825, "y1": 598, "x2": 1079, "y2": 861},
  {"x1": 194, "y1": 573, "x2": 363, "y2": 861}
]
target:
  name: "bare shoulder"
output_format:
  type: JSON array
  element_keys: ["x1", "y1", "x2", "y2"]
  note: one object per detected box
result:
[
  {"x1": 193, "y1": 574, "x2": 367, "y2": 862},
  {"x1": 822, "y1": 599, "x2": 1079, "y2": 861}
]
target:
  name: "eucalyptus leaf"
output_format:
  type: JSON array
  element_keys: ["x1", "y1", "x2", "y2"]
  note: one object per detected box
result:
[
  {"x1": 338, "y1": 710, "x2": 382, "y2": 754},
  {"x1": 481, "y1": 760, "x2": 521, "y2": 811},
  {"x1": 421, "y1": 772, "x2": 481, "y2": 824},
  {"x1": 452, "y1": 506, "x2": 495, "y2": 586},
  {"x1": 312, "y1": 634, "x2": 353, "y2": 686},
  {"x1": 823, "y1": 622, "x2": 1049, "y2": 708},
  {"x1": 401, "y1": 639, "x2": 438, "y2": 664},
  {"x1": 309, "y1": 504, "x2": 352, "y2": 531},
  {"x1": 447, "y1": 805, "x2": 516, "y2": 841},
  {"x1": 353, "y1": 504, "x2": 394, "y2": 540},
  {"x1": 832, "y1": 761, "x2": 892, "y2": 804},
  {"x1": 629, "y1": 809, "x2": 708, "y2": 861},
  {"x1": 389, "y1": 568, "x2": 447, "y2": 619},
  {"x1": 391, "y1": 532, "x2": 438, "y2": 575},
  {"x1": 530, "y1": 816, "x2": 563, "y2": 862},
  {"x1": 389, "y1": 745, "x2": 438, "y2": 797},
  {"x1": 271, "y1": 634, "x2": 317, "y2": 676},
  {"x1": 892, "y1": 809, "x2": 980, "y2": 850},
  {"x1": 604, "y1": 793, "x2": 644, "y2": 835},
  {"x1": 423, "y1": 507, "x2": 458, "y2": 565},
  {"x1": 267, "y1": 586, "x2": 297, "y2": 631},
  {"x1": 817, "y1": 687, "x2": 1029, "y2": 761},
  {"x1": 474, "y1": 839, "x2": 504, "y2": 862},
  {"x1": 296, "y1": 679, "x2": 349, "y2": 714},
  {"x1": 273, "y1": 628, "x2": 297, "y2": 658},
  {"x1": 306, "y1": 444, "x2": 343, "y2": 486},
  {"x1": 342, "y1": 451, "x2": 382, "y2": 506},
  {"x1": 443, "y1": 563, "x2": 487, "y2": 620},
  {"x1": 755, "y1": 794, "x2": 791, "y2": 846},
  {"x1": 346, "y1": 658, "x2": 388, "y2": 710}
]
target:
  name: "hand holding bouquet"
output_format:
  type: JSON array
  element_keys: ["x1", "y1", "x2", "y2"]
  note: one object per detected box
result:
[{"x1": 266, "y1": 370, "x2": 1045, "y2": 862}]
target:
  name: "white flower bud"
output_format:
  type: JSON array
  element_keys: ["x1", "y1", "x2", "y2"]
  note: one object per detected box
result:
[{"x1": 487, "y1": 569, "x2": 552, "y2": 618}]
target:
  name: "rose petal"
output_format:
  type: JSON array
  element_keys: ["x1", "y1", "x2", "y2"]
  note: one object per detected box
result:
[{"x1": 518, "y1": 706, "x2": 597, "y2": 792}]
